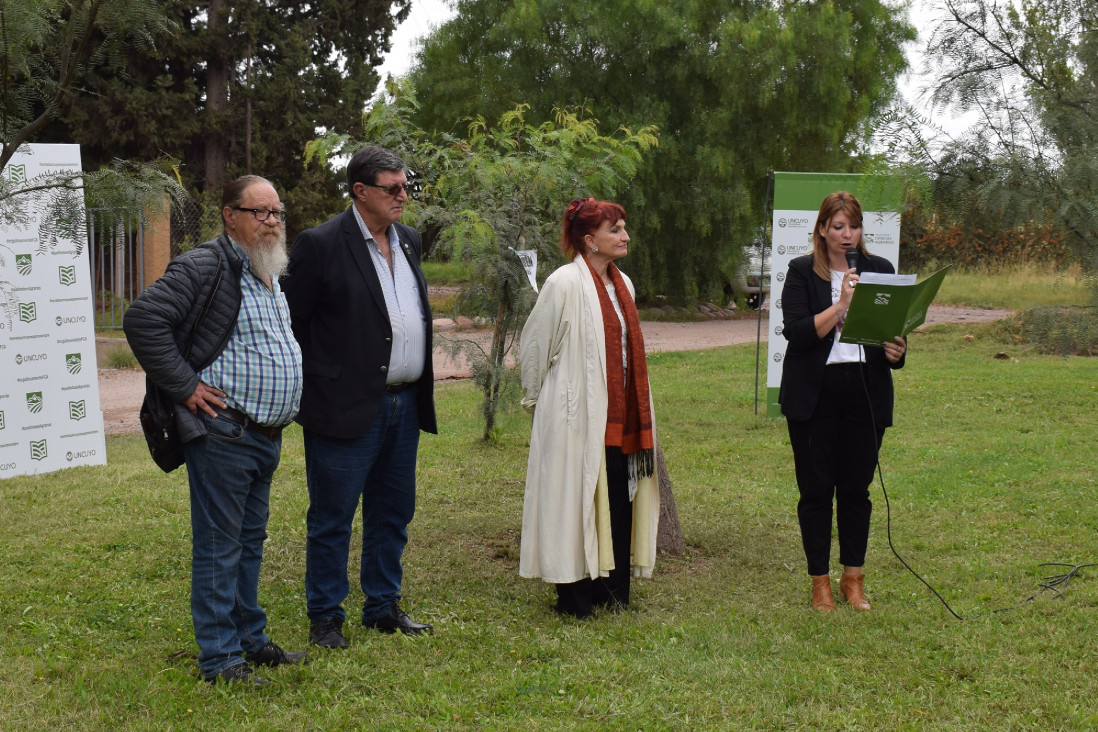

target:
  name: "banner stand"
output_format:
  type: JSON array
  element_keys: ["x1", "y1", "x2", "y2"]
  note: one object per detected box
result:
[
  {"x1": 1, "y1": 144, "x2": 106, "y2": 478},
  {"x1": 761, "y1": 172, "x2": 903, "y2": 418}
]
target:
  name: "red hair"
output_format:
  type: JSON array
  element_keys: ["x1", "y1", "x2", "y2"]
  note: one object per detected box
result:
[{"x1": 560, "y1": 198, "x2": 627, "y2": 259}]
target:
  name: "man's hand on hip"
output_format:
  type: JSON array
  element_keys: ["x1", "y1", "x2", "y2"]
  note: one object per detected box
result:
[{"x1": 185, "y1": 381, "x2": 228, "y2": 417}]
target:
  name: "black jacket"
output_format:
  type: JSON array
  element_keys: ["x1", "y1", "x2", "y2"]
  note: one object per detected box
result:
[
  {"x1": 778, "y1": 252, "x2": 906, "y2": 427},
  {"x1": 123, "y1": 234, "x2": 243, "y2": 442},
  {"x1": 282, "y1": 208, "x2": 437, "y2": 439}
]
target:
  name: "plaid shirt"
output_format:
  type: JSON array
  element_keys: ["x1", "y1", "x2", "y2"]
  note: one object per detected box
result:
[{"x1": 199, "y1": 243, "x2": 303, "y2": 426}]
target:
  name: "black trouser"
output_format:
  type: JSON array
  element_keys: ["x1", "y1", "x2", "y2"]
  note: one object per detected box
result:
[
  {"x1": 555, "y1": 446, "x2": 634, "y2": 618},
  {"x1": 787, "y1": 363, "x2": 884, "y2": 576}
]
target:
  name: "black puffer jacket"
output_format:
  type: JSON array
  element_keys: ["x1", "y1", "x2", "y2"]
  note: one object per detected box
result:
[{"x1": 123, "y1": 234, "x2": 244, "y2": 442}]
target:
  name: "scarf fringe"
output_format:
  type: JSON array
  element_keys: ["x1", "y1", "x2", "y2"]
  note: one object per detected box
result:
[
  {"x1": 626, "y1": 449, "x2": 654, "y2": 502},
  {"x1": 629, "y1": 448, "x2": 654, "y2": 480}
]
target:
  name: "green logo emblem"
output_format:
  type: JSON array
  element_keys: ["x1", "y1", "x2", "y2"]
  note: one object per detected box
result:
[
  {"x1": 26, "y1": 392, "x2": 43, "y2": 414},
  {"x1": 0, "y1": 410, "x2": 5, "y2": 430},
  {"x1": 66, "y1": 353, "x2": 81, "y2": 374},
  {"x1": 15, "y1": 254, "x2": 32, "y2": 276},
  {"x1": 30, "y1": 439, "x2": 48, "y2": 461},
  {"x1": 8, "y1": 164, "x2": 26, "y2": 185},
  {"x1": 69, "y1": 400, "x2": 86, "y2": 421},
  {"x1": 58, "y1": 265, "x2": 77, "y2": 286},
  {"x1": 18, "y1": 302, "x2": 36, "y2": 323}
]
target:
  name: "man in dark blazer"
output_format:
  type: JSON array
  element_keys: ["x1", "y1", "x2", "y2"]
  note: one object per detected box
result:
[{"x1": 283, "y1": 146, "x2": 438, "y2": 649}]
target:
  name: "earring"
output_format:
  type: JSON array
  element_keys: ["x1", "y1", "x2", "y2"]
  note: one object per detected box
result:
[{"x1": 591, "y1": 247, "x2": 599, "y2": 253}]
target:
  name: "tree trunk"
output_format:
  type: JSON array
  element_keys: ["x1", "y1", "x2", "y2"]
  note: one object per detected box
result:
[
  {"x1": 244, "y1": 38, "x2": 253, "y2": 175},
  {"x1": 655, "y1": 440, "x2": 685, "y2": 555},
  {"x1": 482, "y1": 287, "x2": 510, "y2": 441},
  {"x1": 203, "y1": 0, "x2": 228, "y2": 191}
]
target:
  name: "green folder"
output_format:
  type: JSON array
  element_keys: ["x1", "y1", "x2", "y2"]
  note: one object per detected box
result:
[{"x1": 839, "y1": 266, "x2": 951, "y2": 346}]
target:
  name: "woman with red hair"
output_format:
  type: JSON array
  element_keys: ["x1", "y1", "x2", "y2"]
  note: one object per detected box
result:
[{"x1": 518, "y1": 198, "x2": 660, "y2": 619}]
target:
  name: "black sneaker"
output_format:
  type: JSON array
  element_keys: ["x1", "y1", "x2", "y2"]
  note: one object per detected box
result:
[
  {"x1": 207, "y1": 662, "x2": 270, "y2": 687},
  {"x1": 246, "y1": 641, "x2": 309, "y2": 667},
  {"x1": 309, "y1": 618, "x2": 348, "y2": 649}
]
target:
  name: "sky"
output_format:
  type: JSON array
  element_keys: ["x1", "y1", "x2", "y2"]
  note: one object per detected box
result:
[
  {"x1": 374, "y1": 1, "x2": 967, "y2": 137},
  {"x1": 373, "y1": 0, "x2": 454, "y2": 95}
]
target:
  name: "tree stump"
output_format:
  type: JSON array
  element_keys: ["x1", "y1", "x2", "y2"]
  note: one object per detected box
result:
[{"x1": 655, "y1": 441, "x2": 685, "y2": 555}]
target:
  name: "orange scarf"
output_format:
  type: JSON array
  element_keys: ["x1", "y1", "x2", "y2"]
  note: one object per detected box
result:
[{"x1": 582, "y1": 255, "x2": 654, "y2": 477}]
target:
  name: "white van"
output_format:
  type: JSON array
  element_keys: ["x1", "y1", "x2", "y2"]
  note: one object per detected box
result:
[{"x1": 732, "y1": 242, "x2": 769, "y2": 310}]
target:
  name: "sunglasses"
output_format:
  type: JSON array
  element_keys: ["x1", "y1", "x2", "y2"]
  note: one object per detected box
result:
[{"x1": 367, "y1": 183, "x2": 413, "y2": 197}]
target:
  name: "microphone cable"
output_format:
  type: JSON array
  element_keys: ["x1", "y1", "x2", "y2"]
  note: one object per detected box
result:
[{"x1": 854, "y1": 344, "x2": 1094, "y2": 620}]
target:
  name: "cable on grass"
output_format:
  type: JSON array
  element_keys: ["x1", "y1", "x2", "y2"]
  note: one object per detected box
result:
[
  {"x1": 878, "y1": 461, "x2": 1095, "y2": 619},
  {"x1": 856, "y1": 345, "x2": 1093, "y2": 620}
]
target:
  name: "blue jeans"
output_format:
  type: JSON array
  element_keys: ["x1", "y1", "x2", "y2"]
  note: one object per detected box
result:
[
  {"x1": 183, "y1": 412, "x2": 279, "y2": 679},
  {"x1": 304, "y1": 389, "x2": 420, "y2": 624}
]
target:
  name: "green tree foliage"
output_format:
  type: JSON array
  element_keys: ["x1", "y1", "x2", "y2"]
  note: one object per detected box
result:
[
  {"x1": 895, "y1": 1, "x2": 1097, "y2": 269},
  {"x1": 313, "y1": 86, "x2": 656, "y2": 440},
  {"x1": 883, "y1": 0, "x2": 1098, "y2": 351},
  {"x1": 0, "y1": 0, "x2": 183, "y2": 227},
  {"x1": 0, "y1": 0, "x2": 164, "y2": 170},
  {"x1": 38, "y1": 0, "x2": 410, "y2": 234},
  {"x1": 406, "y1": 0, "x2": 913, "y2": 301}
]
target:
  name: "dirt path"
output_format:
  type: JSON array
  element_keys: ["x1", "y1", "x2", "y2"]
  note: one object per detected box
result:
[{"x1": 98, "y1": 304, "x2": 1010, "y2": 435}]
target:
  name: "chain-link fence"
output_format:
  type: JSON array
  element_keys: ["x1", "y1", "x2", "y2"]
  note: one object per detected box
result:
[
  {"x1": 87, "y1": 208, "x2": 143, "y2": 330},
  {"x1": 88, "y1": 199, "x2": 220, "y2": 328},
  {"x1": 170, "y1": 197, "x2": 221, "y2": 256}
]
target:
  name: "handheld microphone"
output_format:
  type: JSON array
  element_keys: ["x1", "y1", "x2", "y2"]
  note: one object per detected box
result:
[{"x1": 845, "y1": 248, "x2": 859, "y2": 272}]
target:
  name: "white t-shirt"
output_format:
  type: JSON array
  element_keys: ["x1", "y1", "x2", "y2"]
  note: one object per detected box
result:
[{"x1": 826, "y1": 269, "x2": 864, "y2": 365}]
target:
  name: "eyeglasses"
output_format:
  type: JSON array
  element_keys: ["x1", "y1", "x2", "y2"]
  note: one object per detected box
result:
[
  {"x1": 233, "y1": 207, "x2": 287, "y2": 222},
  {"x1": 367, "y1": 183, "x2": 413, "y2": 197}
]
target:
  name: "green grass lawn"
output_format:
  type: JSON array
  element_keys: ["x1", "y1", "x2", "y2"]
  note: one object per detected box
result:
[
  {"x1": 4, "y1": 316, "x2": 1097, "y2": 728},
  {"x1": 422, "y1": 260, "x2": 472, "y2": 287},
  {"x1": 927, "y1": 263, "x2": 1092, "y2": 311}
]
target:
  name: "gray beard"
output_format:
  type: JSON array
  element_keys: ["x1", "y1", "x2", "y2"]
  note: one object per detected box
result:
[{"x1": 239, "y1": 230, "x2": 289, "y2": 281}]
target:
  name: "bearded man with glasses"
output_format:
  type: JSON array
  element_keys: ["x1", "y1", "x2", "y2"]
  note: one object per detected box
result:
[
  {"x1": 283, "y1": 146, "x2": 437, "y2": 649},
  {"x1": 124, "y1": 175, "x2": 306, "y2": 686}
]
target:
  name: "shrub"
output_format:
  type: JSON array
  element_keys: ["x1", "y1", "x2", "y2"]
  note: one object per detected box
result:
[
  {"x1": 104, "y1": 343, "x2": 139, "y2": 369},
  {"x1": 1017, "y1": 306, "x2": 1098, "y2": 356},
  {"x1": 901, "y1": 221, "x2": 1072, "y2": 271}
]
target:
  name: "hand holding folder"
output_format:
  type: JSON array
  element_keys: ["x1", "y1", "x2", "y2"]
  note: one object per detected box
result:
[{"x1": 838, "y1": 266, "x2": 951, "y2": 346}]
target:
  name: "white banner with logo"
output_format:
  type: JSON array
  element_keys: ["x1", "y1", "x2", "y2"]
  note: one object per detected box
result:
[
  {"x1": 765, "y1": 173, "x2": 902, "y2": 417},
  {"x1": 1, "y1": 144, "x2": 105, "y2": 477}
]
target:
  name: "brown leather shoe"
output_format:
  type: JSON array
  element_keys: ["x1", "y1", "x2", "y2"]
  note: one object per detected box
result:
[
  {"x1": 811, "y1": 575, "x2": 836, "y2": 613},
  {"x1": 839, "y1": 573, "x2": 871, "y2": 611}
]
